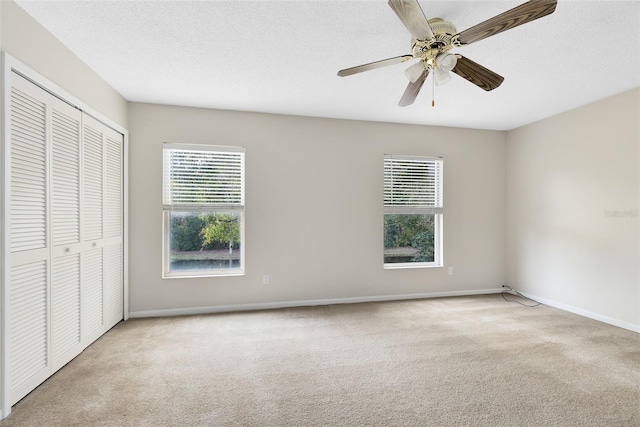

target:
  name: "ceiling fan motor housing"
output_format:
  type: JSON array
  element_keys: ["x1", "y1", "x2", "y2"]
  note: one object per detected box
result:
[
  {"x1": 411, "y1": 18, "x2": 458, "y2": 62},
  {"x1": 428, "y1": 18, "x2": 457, "y2": 37}
]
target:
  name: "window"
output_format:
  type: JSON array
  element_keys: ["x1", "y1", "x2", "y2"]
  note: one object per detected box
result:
[
  {"x1": 163, "y1": 144, "x2": 245, "y2": 277},
  {"x1": 383, "y1": 155, "x2": 443, "y2": 268}
]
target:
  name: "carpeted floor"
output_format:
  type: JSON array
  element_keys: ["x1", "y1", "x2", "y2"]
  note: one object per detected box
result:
[{"x1": 1, "y1": 294, "x2": 639, "y2": 426}]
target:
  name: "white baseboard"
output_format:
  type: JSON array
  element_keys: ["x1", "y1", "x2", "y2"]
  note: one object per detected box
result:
[
  {"x1": 128, "y1": 288, "x2": 503, "y2": 319},
  {"x1": 517, "y1": 291, "x2": 640, "y2": 333}
]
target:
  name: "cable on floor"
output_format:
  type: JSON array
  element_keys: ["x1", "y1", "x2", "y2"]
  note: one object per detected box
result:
[{"x1": 501, "y1": 285, "x2": 542, "y2": 307}]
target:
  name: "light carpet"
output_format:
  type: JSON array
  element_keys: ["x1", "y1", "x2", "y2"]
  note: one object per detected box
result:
[{"x1": 2, "y1": 294, "x2": 639, "y2": 426}]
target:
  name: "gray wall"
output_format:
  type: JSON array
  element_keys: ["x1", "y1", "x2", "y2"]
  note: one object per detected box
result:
[
  {"x1": 128, "y1": 103, "x2": 507, "y2": 313},
  {"x1": 507, "y1": 88, "x2": 640, "y2": 329}
]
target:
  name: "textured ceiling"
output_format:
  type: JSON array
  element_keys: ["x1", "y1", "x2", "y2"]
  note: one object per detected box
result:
[{"x1": 15, "y1": 0, "x2": 640, "y2": 131}]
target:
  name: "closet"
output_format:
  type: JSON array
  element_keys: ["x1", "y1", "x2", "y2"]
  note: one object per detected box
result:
[{"x1": 5, "y1": 71, "x2": 125, "y2": 406}]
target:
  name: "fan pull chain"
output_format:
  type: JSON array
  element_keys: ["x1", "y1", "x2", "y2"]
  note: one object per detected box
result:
[{"x1": 431, "y1": 70, "x2": 435, "y2": 107}]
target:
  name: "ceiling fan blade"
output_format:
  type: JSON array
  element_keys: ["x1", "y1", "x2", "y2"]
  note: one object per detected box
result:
[
  {"x1": 388, "y1": 0, "x2": 435, "y2": 41},
  {"x1": 399, "y1": 67, "x2": 429, "y2": 107},
  {"x1": 452, "y1": 56, "x2": 504, "y2": 91},
  {"x1": 337, "y1": 55, "x2": 414, "y2": 77},
  {"x1": 456, "y1": 0, "x2": 557, "y2": 45}
]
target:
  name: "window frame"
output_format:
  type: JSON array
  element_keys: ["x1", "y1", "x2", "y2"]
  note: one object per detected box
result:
[
  {"x1": 162, "y1": 143, "x2": 245, "y2": 278},
  {"x1": 383, "y1": 155, "x2": 443, "y2": 269}
]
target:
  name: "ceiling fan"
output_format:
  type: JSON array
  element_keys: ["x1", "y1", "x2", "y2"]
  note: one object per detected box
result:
[{"x1": 337, "y1": 0, "x2": 557, "y2": 106}]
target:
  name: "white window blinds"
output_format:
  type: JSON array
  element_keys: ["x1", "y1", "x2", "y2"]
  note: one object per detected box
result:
[
  {"x1": 163, "y1": 145, "x2": 245, "y2": 210},
  {"x1": 384, "y1": 155, "x2": 442, "y2": 213}
]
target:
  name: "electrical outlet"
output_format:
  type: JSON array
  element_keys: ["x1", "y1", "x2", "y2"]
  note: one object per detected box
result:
[
  {"x1": 263, "y1": 275, "x2": 269, "y2": 285},
  {"x1": 448, "y1": 267, "x2": 453, "y2": 276}
]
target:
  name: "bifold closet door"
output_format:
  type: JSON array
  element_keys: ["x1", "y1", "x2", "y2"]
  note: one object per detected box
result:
[
  {"x1": 6, "y1": 72, "x2": 124, "y2": 406},
  {"x1": 81, "y1": 114, "x2": 124, "y2": 343},
  {"x1": 49, "y1": 98, "x2": 83, "y2": 373},
  {"x1": 80, "y1": 114, "x2": 123, "y2": 336},
  {"x1": 8, "y1": 74, "x2": 52, "y2": 404}
]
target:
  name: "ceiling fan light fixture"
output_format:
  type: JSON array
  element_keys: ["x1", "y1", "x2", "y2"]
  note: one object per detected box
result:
[
  {"x1": 435, "y1": 53, "x2": 457, "y2": 73},
  {"x1": 434, "y1": 69, "x2": 452, "y2": 86},
  {"x1": 404, "y1": 61, "x2": 427, "y2": 83}
]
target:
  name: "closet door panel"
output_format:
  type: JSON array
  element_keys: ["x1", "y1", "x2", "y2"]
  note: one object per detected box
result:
[
  {"x1": 83, "y1": 117, "x2": 104, "y2": 242},
  {"x1": 50, "y1": 102, "x2": 82, "y2": 253},
  {"x1": 8, "y1": 74, "x2": 51, "y2": 406},
  {"x1": 105, "y1": 134, "x2": 122, "y2": 239},
  {"x1": 9, "y1": 83, "x2": 47, "y2": 254},
  {"x1": 105, "y1": 241, "x2": 123, "y2": 329},
  {"x1": 81, "y1": 115, "x2": 107, "y2": 344},
  {"x1": 51, "y1": 253, "x2": 82, "y2": 371},
  {"x1": 49, "y1": 98, "x2": 84, "y2": 371},
  {"x1": 82, "y1": 247, "x2": 104, "y2": 343},
  {"x1": 9, "y1": 261, "x2": 49, "y2": 405},
  {"x1": 104, "y1": 131, "x2": 124, "y2": 328}
]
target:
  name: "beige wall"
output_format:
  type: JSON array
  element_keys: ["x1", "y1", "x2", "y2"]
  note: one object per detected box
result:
[
  {"x1": 507, "y1": 88, "x2": 640, "y2": 329},
  {"x1": 128, "y1": 103, "x2": 507, "y2": 313},
  {"x1": 0, "y1": 0, "x2": 127, "y2": 127}
]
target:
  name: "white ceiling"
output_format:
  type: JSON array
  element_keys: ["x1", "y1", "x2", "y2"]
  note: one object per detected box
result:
[{"x1": 15, "y1": 0, "x2": 640, "y2": 131}]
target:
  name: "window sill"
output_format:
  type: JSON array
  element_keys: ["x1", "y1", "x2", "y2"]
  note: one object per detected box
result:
[
  {"x1": 162, "y1": 270, "x2": 245, "y2": 279},
  {"x1": 384, "y1": 263, "x2": 442, "y2": 270}
]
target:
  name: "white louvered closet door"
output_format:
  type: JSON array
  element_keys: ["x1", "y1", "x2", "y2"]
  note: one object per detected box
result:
[
  {"x1": 5, "y1": 71, "x2": 125, "y2": 408},
  {"x1": 104, "y1": 129, "x2": 124, "y2": 329},
  {"x1": 8, "y1": 75, "x2": 50, "y2": 405},
  {"x1": 82, "y1": 115, "x2": 105, "y2": 345},
  {"x1": 49, "y1": 100, "x2": 84, "y2": 372}
]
